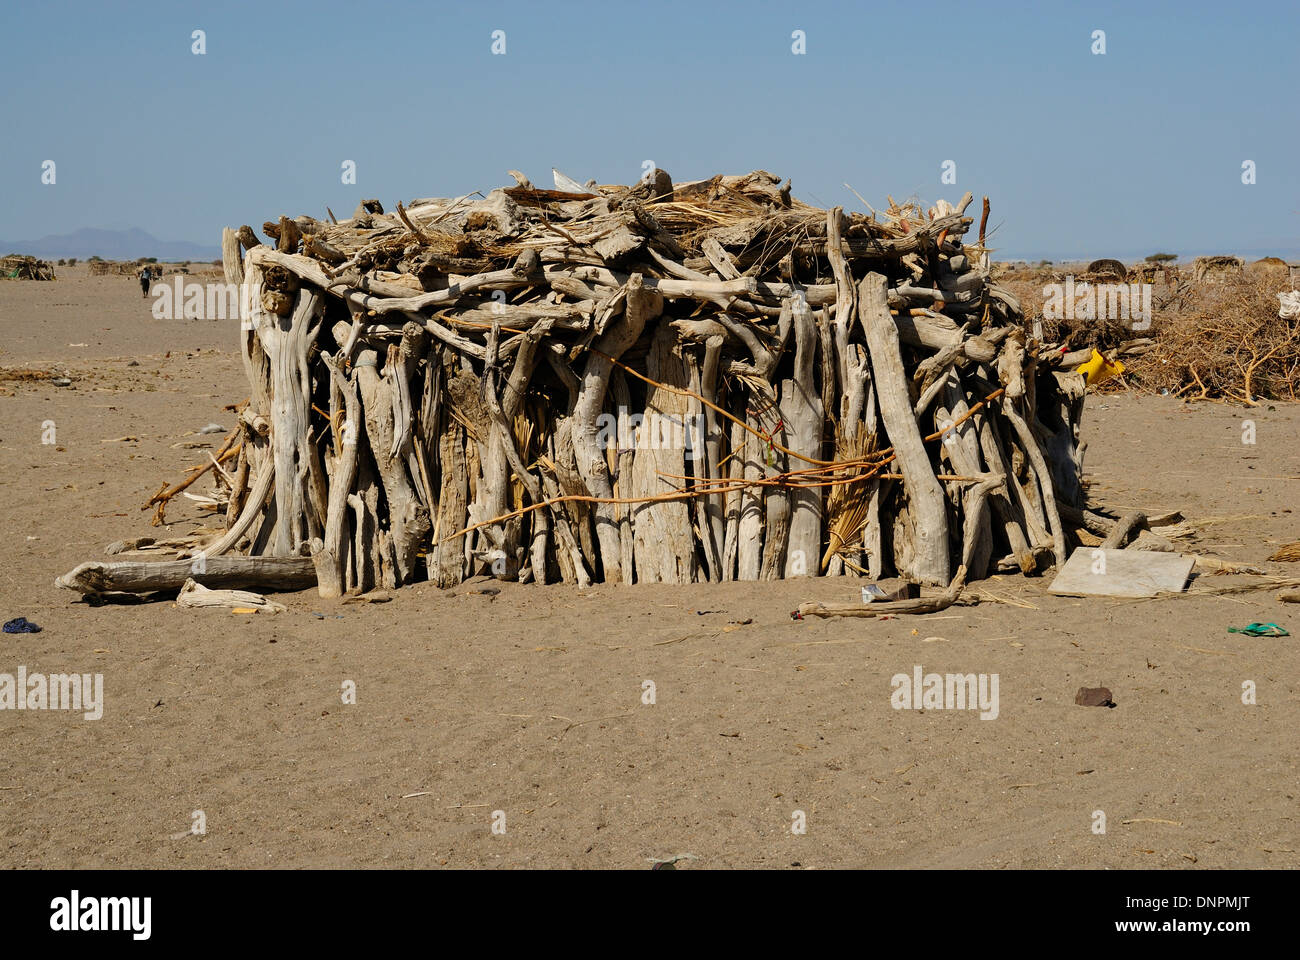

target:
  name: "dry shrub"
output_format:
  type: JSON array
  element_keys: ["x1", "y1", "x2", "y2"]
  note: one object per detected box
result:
[
  {"x1": 0, "y1": 368, "x2": 62, "y2": 383},
  {"x1": 1001, "y1": 269, "x2": 1299, "y2": 403},
  {"x1": 1135, "y1": 275, "x2": 1300, "y2": 403}
]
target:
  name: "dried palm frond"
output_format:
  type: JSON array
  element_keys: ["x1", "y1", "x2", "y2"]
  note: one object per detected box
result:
[
  {"x1": 820, "y1": 428, "x2": 878, "y2": 571},
  {"x1": 1268, "y1": 541, "x2": 1300, "y2": 562},
  {"x1": 510, "y1": 409, "x2": 536, "y2": 511}
]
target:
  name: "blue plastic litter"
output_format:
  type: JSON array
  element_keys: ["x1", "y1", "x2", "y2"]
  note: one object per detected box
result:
[{"x1": 3, "y1": 617, "x2": 42, "y2": 634}]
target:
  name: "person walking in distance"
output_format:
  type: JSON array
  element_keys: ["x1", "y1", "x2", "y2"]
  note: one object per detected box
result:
[{"x1": 137, "y1": 264, "x2": 152, "y2": 298}]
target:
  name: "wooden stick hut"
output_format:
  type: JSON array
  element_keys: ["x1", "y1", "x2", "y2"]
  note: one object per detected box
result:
[{"x1": 58, "y1": 169, "x2": 1093, "y2": 598}]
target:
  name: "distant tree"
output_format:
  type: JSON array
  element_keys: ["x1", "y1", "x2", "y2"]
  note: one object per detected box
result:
[
  {"x1": 88, "y1": 255, "x2": 103, "y2": 262},
  {"x1": 57, "y1": 259, "x2": 66, "y2": 266},
  {"x1": 68, "y1": 258, "x2": 78, "y2": 266},
  {"x1": 1145, "y1": 252, "x2": 1177, "y2": 263},
  {"x1": 143, "y1": 257, "x2": 158, "y2": 264}
]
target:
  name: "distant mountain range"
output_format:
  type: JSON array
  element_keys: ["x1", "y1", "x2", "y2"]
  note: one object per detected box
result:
[{"x1": 0, "y1": 227, "x2": 220, "y2": 262}]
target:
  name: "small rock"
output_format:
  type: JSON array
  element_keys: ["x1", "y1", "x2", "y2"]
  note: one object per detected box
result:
[
  {"x1": 51, "y1": 377, "x2": 72, "y2": 387},
  {"x1": 1075, "y1": 686, "x2": 1116, "y2": 708},
  {"x1": 127, "y1": 360, "x2": 139, "y2": 367},
  {"x1": 198, "y1": 423, "x2": 227, "y2": 434}
]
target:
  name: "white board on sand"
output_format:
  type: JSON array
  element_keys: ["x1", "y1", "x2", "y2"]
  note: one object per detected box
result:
[{"x1": 1048, "y1": 547, "x2": 1194, "y2": 599}]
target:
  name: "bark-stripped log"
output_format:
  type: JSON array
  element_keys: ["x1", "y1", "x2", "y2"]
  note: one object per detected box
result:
[
  {"x1": 572, "y1": 275, "x2": 662, "y2": 582},
  {"x1": 782, "y1": 297, "x2": 824, "y2": 577},
  {"x1": 860, "y1": 273, "x2": 950, "y2": 585},
  {"x1": 56, "y1": 557, "x2": 316, "y2": 596}
]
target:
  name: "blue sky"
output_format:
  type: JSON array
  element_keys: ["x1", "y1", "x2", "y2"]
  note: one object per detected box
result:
[{"x1": 1, "y1": 0, "x2": 1296, "y2": 260}]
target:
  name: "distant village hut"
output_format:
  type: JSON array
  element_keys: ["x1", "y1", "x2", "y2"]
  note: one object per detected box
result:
[
  {"x1": 1193, "y1": 256, "x2": 1244, "y2": 284},
  {"x1": 0, "y1": 254, "x2": 56, "y2": 280}
]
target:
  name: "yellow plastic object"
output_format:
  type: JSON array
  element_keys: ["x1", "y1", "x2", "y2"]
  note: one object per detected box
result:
[{"x1": 1076, "y1": 349, "x2": 1124, "y2": 386}]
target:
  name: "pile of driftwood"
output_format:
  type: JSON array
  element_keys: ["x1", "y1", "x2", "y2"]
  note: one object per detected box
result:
[
  {"x1": 1, "y1": 255, "x2": 55, "y2": 280},
  {"x1": 87, "y1": 260, "x2": 134, "y2": 276},
  {"x1": 1192, "y1": 256, "x2": 1244, "y2": 284},
  {"x1": 88, "y1": 260, "x2": 180, "y2": 276},
  {"x1": 57, "y1": 168, "x2": 1097, "y2": 600}
]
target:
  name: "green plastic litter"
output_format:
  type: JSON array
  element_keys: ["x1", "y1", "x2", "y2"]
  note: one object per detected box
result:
[{"x1": 1227, "y1": 622, "x2": 1289, "y2": 637}]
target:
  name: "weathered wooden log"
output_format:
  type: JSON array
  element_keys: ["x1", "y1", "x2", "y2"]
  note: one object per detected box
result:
[
  {"x1": 482, "y1": 322, "x2": 576, "y2": 584},
  {"x1": 629, "y1": 325, "x2": 696, "y2": 584},
  {"x1": 781, "y1": 297, "x2": 824, "y2": 577},
  {"x1": 682, "y1": 351, "x2": 720, "y2": 581},
  {"x1": 958, "y1": 475, "x2": 1003, "y2": 574},
  {"x1": 225, "y1": 441, "x2": 251, "y2": 532},
  {"x1": 538, "y1": 464, "x2": 592, "y2": 588},
  {"x1": 609, "y1": 369, "x2": 638, "y2": 580},
  {"x1": 355, "y1": 338, "x2": 430, "y2": 583},
  {"x1": 222, "y1": 226, "x2": 244, "y2": 287},
  {"x1": 350, "y1": 442, "x2": 385, "y2": 591},
  {"x1": 795, "y1": 565, "x2": 968, "y2": 619},
  {"x1": 699, "y1": 334, "x2": 727, "y2": 580},
  {"x1": 737, "y1": 397, "x2": 768, "y2": 580},
  {"x1": 860, "y1": 272, "x2": 950, "y2": 584},
  {"x1": 826, "y1": 208, "x2": 867, "y2": 436},
  {"x1": 313, "y1": 351, "x2": 361, "y2": 598},
  {"x1": 1002, "y1": 395, "x2": 1068, "y2": 568},
  {"x1": 252, "y1": 273, "x2": 324, "y2": 555},
  {"x1": 721, "y1": 411, "x2": 744, "y2": 581},
  {"x1": 56, "y1": 557, "x2": 316, "y2": 596},
  {"x1": 1101, "y1": 511, "x2": 1147, "y2": 550},
  {"x1": 176, "y1": 578, "x2": 287, "y2": 613},
  {"x1": 549, "y1": 419, "x2": 599, "y2": 575},
  {"x1": 470, "y1": 318, "x2": 553, "y2": 580},
  {"x1": 935, "y1": 388, "x2": 993, "y2": 579},
  {"x1": 432, "y1": 417, "x2": 469, "y2": 588},
  {"x1": 572, "y1": 274, "x2": 661, "y2": 583}
]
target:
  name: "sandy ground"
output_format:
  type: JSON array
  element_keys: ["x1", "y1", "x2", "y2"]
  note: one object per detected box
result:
[{"x1": 1, "y1": 265, "x2": 1297, "y2": 869}]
